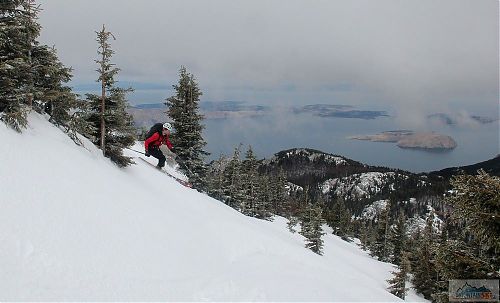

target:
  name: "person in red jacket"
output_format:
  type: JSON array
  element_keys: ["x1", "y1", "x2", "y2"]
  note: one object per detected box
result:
[{"x1": 144, "y1": 122, "x2": 175, "y2": 169}]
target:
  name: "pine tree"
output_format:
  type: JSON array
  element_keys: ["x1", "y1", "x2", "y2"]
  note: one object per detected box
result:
[
  {"x1": 207, "y1": 154, "x2": 227, "y2": 201},
  {"x1": 446, "y1": 170, "x2": 500, "y2": 273},
  {"x1": 390, "y1": 212, "x2": 407, "y2": 265},
  {"x1": 287, "y1": 215, "x2": 299, "y2": 233},
  {"x1": 256, "y1": 175, "x2": 273, "y2": 221},
  {"x1": 288, "y1": 186, "x2": 309, "y2": 233},
  {"x1": 30, "y1": 45, "x2": 78, "y2": 126},
  {"x1": 240, "y1": 145, "x2": 260, "y2": 216},
  {"x1": 85, "y1": 25, "x2": 135, "y2": 167},
  {"x1": 300, "y1": 201, "x2": 326, "y2": 255},
  {"x1": 222, "y1": 145, "x2": 244, "y2": 208},
  {"x1": 387, "y1": 252, "x2": 411, "y2": 300},
  {"x1": 0, "y1": 0, "x2": 40, "y2": 131},
  {"x1": 371, "y1": 201, "x2": 391, "y2": 261},
  {"x1": 427, "y1": 170, "x2": 500, "y2": 301},
  {"x1": 411, "y1": 211, "x2": 438, "y2": 300},
  {"x1": 362, "y1": 220, "x2": 377, "y2": 251},
  {"x1": 359, "y1": 221, "x2": 369, "y2": 250},
  {"x1": 166, "y1": 66, "x2": 209, "y2": 189},
  {"x1": 325, "y1": 196, "x2": 352, "y2": 240},
  {"x1": 65, "y1": 97, "x2": 95, "y2": 146},
  {"x1": 270, "y1": 168, "x2": 288, "y2": 216}
]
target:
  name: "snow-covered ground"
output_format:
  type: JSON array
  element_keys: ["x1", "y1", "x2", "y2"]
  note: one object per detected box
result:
[
  {"x1": 360, "y1": 199, "x2": 390, "y2": 221},
  {"x1": 321, "y1": 172, "x2": 397, "y2": 199},
  {"x1": 0, "y1": 113, "x2": 427, "y2": 301},
  {"x1": 406, "y1": 205, "x2": 444, "y2": 235}
]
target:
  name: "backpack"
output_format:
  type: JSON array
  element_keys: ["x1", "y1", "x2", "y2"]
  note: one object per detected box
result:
[{"x1": 145, "y1": 123, "x2": 164, "y2": 140}]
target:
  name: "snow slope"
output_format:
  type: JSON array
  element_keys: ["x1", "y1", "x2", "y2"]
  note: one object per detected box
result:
[{"x1": 0, "y1": 113, "x2": 426, "y2": 301}]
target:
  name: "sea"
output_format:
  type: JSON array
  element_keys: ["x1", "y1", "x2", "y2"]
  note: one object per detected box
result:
[{"x1": 201, "y1": 112, "x2": 499, "y2": 173}]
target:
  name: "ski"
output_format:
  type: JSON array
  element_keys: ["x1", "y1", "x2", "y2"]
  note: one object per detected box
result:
[{"x1": 138, "y1": 158, "x2": 193, "y2": 188}]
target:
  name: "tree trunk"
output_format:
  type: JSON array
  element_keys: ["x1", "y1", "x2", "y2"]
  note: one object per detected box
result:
[{"x1": 100, "y1": 24, "x2": 106, "y2": 155}]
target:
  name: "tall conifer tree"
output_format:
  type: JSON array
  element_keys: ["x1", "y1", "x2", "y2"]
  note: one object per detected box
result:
[
  {"x1": 0, "y1": 0, "x2": 40, "y2": 131},
  {"x1": 270, "y1": 168, "x2": 288, "y2": 216},
  {"x1": 387, "y1": 252, "x2": 411, "y2": 299},
  {"x1": 371, "y1": 201, "x2": 391, "y2": 261},
  {"x1": 86, "y1": 25, "x2": 135, "y2": 167},
  {"x1": 166, "y1": 66, "x2": 208, "y2": 189},
  {"x1": 241, "y1": 145, "x2": 260, "y2": 216},
  {"x1": 447, "y1": 170, "x2": 500, "y2": 273},
  {"x1": 325, "y1": 197, "x2": 352, "y2": 240},
  {"x1": 256, "y1": 174, "x2": 273, "y2": 220},
  {"x1": 1, "y1": 0, "x2": 85, "y2": 138},
  {"x1": 31, "y1": 45, "x2": 74, "y2": 123},
  {"x1": 390, "y1": 212, "x2": 407, "y2": 265},
  {"x1": 206, "y1": 154, "x2": 227, "y2": 201},
  {"x1": 222, "y1": 145, "x2": 244, "y2": 208},
  {"x1": 411, "y1": 212, "x2": 438, "y2": 299},
  {"x1": 300, "y1": 201, "x2": 325, "y2": 255}
]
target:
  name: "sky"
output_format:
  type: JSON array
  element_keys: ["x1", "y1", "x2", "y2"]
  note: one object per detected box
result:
[{"x1": 37, "y1": 0, "x2": 499, "y2": 125}]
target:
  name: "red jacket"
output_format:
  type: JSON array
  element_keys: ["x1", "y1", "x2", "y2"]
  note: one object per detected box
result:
[{"x1": 145, "y1": 132, "x2": 173, "y2": 151}]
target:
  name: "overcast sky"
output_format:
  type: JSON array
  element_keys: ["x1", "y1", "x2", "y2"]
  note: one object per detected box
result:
[{"x1": 37, "y1": 0, "x2": 498, "y2": 123}]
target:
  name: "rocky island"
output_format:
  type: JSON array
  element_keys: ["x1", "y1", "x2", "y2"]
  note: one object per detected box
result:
[{"x1": 348, "y1": 131, "x2": 457, "y2": 151}]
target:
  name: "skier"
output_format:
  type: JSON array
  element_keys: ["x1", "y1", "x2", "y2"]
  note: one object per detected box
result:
[{"x1": 144, "y1": 122, "x2": 175, "y2": 169}]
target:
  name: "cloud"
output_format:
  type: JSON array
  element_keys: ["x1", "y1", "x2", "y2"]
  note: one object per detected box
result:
[{"x1": 37, "y1": 0, "x2": 498, "y2": 125}]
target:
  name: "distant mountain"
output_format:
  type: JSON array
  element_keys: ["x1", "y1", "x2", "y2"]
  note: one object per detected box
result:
[
  {"x1": 128, "y1": 101, "x2": 271, "y2": 127},
  {"x1": 134, "y1": 103, "x2": 165, "y2": 109},
  {"x1": 128, "y1": 102, "x2": 389, "y2": 129},
  {"x1": 258, "y1": 148, "x2": 499, "y2": 217},
  {"x1": 259, "y1": 148, "x2": 399, "y2": 187},
  {"x1": 257, "y1": 147, "x2": 436, "y2": 215},
  {"x1": 262, "y1": 149, "x2": 499, "y2": 193},
  {"x1": 127, "y1": 106, "x2": 166, "y2": 128},
  {"x1": 429, "y1": 155, "x2": 500, "y2": 177},
  {"x1": 130, "y1": 101, "x2": 270, "y2": 112},
  {"x1": 428, "y1": 113, "x2": 498, "y2": 125},
  {"x1": 295, "y1": 104, "x2": 389, "y2": 120},
  {"x1": 200, "y1": 101, "x2": 269, "y2": 112}
]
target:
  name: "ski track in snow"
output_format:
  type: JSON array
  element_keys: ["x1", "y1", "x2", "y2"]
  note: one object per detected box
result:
[{"x1": 0, "y1": 113, "x2": 428, "y2": 302}]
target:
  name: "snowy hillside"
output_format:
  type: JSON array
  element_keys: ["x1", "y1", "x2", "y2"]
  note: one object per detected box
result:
[
  {"x1": 406, "y1": 205, "x2": 444, "y2": 235},
  {"x1": 0, "y1": 113, "x2": 426, "y2": 301},
  {"x1": 271, "y1": 148, "x2": 349, "y2": 166},
  {"x1": 360, "y1": 199, "x2": 390, "y2": 221},
  {"x1": 320, "y1": 172, "x2": 400, "y2": 199}
]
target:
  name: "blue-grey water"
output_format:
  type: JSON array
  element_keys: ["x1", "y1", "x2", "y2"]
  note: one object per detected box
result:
[{"x1": 202, "y1": 113, "x2": 499, "y2": 173}]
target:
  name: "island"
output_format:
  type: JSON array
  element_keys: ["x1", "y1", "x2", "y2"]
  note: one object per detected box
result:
[
  {"x1": 348, "y1": 130, "x2": 457, "y2": 151},
  {"x1": 295, "y1": 104, "x2": 389, "y2": 120}
]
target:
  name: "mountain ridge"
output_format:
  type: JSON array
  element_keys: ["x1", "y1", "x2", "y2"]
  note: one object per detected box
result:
[{"x1": 429, "y1": 154, "x2": 500, "y2": 178}]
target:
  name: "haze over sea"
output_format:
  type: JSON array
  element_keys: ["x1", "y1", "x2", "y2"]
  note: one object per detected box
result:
[{"x1": 201, "y1": 109, "x2": 498, "y2": 173}]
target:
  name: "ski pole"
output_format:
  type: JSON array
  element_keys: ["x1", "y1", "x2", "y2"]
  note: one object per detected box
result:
[
  {"x1": 178, "y1": 159, "x2": 195, "y2": 176},
  {"x1": 125, "y1": 147, "x2": 146, "y2": 155},
  {"x1": 173, "y1": 156, "x2": 192, "y2": 174}
]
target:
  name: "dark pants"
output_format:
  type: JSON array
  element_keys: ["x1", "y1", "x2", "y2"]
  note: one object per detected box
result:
[{"x1": 149, "y1": 147, "x2": 166, "y2": 168}]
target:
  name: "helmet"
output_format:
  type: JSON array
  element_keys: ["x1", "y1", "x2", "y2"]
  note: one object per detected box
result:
[{"x1": 163, "y1": 122, "x2": 173, "y2": 131}]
